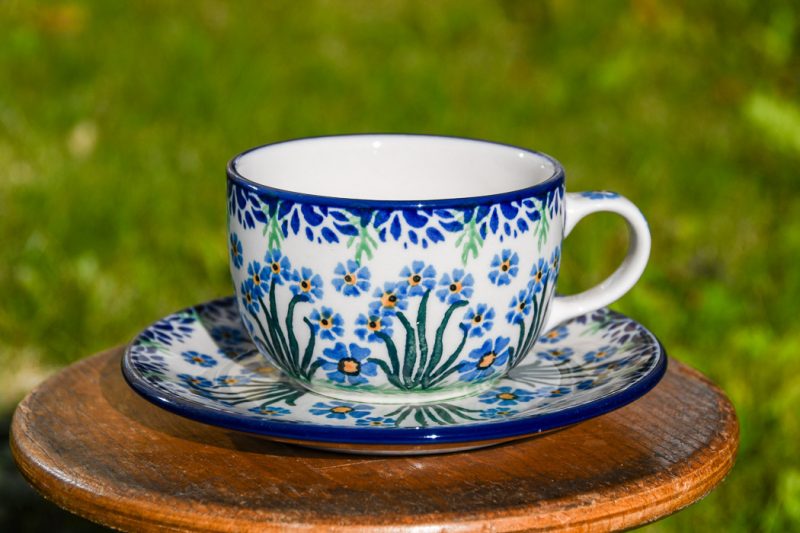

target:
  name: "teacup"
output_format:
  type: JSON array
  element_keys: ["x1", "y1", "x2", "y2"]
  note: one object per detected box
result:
[{"x1": 227, "y1": 134, "x2": 650, "y2": 403}]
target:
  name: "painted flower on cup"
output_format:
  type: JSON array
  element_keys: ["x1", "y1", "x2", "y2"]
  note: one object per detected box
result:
[
  {"x1": 479, "y1": 386, "x2": 535, "y2": 406},
  {"x1": 240, "y1": 279, "x2": 260, "y2": 315},
  {"x1": 437, "y1": 269, "x2": 474, "y2": 304},
  {"x1": 583, "y1": 346, "x2": 618, "y2": 363},
  {"x1": 479, "y1": 407, "x2": 519, "y2": 419},
  {"x1": 248, "y1": 405, "x2": 291, "y2": 417},
  {"x1": 309, "y1": 307, "x2": 344, "y2": 341},
  {"x1": 229, "y1": 233, "x2": 243, "y2": 269},
  {"x1": 398, "y1": 261, "x2": 437, "y2": 297},
  {"x1": 549, "y1": 246, "x2": 561, "y2": 278},
  {"x1": 488, "y1": 249, "x2": 519, "y2": 286},
  {"x1": 536, "y1": 347, "x2": 574, "y2": 362},
  {"x1": 263, "y1": 249, "x2": 292, "y2": 285},
  {"x1": 546, "y1": 386, "x2": 571, "y2": 397},
  {"x1": 318, "y1": 342, "x2": 377, "y2": 386},
  {"x1": 310, "y1": 401, "x2": 373, "y2": 420},
  {"x1": 290, "y1": 267, "x2": 324, "y2": 301},
  {"x1": 181, "y1": 350, "x2": 217, "y2": 368},
  {"x1": 355, "y1": 416, "x2": 397, "y2": 427},
  {"x1": 529, "y1": 258, "x2": 550, "y2": 294},
  {"x1": 355, "y1": 305, "x2": 394, "y2": 343},
  {"x1": 246, "y1": 260, "x2": 270, "y2": 297},
  {"x1": 332, "y1": 259, "x2": 371, "y2": 297},
  {"x1": 505, "y1": 289, "x2": 532, "y2": 324},
  {"x1": 372, "y1": 281, "x2": 407, "y2": 313},
  {"x1": 214, "y1": 374, "x2": 254, "y2": 387},
  {"x1": 177, "y1": 374, "x2": 213, "y2": 388},
  {"x1": 458, "y1": 336, "x2": 510, "y2": 382},
  {"x1": 538, "y1": 325, "x2": 568, "y2": 344},
  {"x1": 462, "y1": 303, "x2": 495, "y2": 338}
]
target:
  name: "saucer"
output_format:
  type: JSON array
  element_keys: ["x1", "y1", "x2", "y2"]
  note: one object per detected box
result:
[{"x1": 122, "y1": 297, "x2": 666, "y2": 455}]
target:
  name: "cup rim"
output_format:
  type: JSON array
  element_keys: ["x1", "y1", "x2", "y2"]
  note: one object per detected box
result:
[{"x1": 227, "y1": 133, "x2": 565, "y2": 209}]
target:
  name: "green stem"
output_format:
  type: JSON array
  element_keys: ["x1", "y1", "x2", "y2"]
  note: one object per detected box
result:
[
  {"x1": 426, "y1": 325, "x2": 469, "y2": 386},
  {"x1": 258, "y1": 295, "x2": 291, "y2": 374},
  {"x1": 367, "y1": 358, "x2": 404, "y2": 389},
  {"x1": 300, "y1": 317, "x2": 316, "y2": 375},
  {"x1": 375, "y1": 331, "x2": 402, "y2": 384},
  {"x1": 412, "y1": 290, "x2": 431, "y2": 385},
  {"x1": 268, "y1": 281, "x2": 291, "y2": 360},
  {"x1": 423, "y1": 300, "x2": 468, "y2": 383},
  {"x1": 285, "y1": 294, "x2": 308, "y2": 373},
  {"x1": 396, "y1": 312, "x2": 417, "y2": 387}
]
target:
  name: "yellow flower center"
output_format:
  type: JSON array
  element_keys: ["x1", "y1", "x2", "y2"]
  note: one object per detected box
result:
[
  {"x1": 271, "y1": 262, "x2": 280, "y2": 273},
  {"x1": 381, "y1": 292, "x2": 398, "y2": 308},
  {"x1": 546, "y1": 330, "x2": 559, "y2": 338},
  {"x1": 340, "y1": 360, "x2": 359, "y2": 374},
  {"x1": 319, "y1": 317, "x2": 332, "y2": 329},
  {"x1": 331, "y1": 406, "x2": 352, "y2": 414},
  {"x1": 369, "y1": 420, "x2": 383, "y2": 426},
  {"x1": 477, "y1": 351, "x2": 497, "y2": 369},
  {"x1": 500, "y1": 259, "x2": 511, "y2": 272},
  {"x1": 472, "y1": 314, "x2": 483, "y2": 324},
  {"x1": 409, "y1": 274, "x2": 422, "y2": 286},
  {"x1": 449, "y1": 281, "x2": 463, "y2": 293},
  {"x1": 224, "y1": 378, "x2": 238, "y2": 384},
  {"x1": 534, "y1": 270, "x2": 543, "y2": 283},
  {"x1": 253, "y1": 273, "x2": 261, "y2": 285},
  {"x1": 344, "y1": 273, "x2": 357, "y2": 285},
  {"x1": 367, "y1": 319, "x2": 382, "y2": 332},
  {"x1": 300, "y1": 280, "x2": 311, "y2": 292},
  {"x1": 498, "y1": 392, "x2": 516, "y2": 400}
]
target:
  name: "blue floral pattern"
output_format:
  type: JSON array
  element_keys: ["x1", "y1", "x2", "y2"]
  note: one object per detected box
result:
[
  {"x1": 332, "y1": 260, "x2": 371, "y2": 297},
  {"x1": 458, "y1": 336, "x2": 511, "y2": 382},
  {"x1": 436, "y1": 269, "x2": 474, "y2": 304},
  {"x1": 462, "y1": 304, "x2": 495, "y2": 338},
  {"x1": 488, "y1": 249, "x2": 519, "y2": 286},
  {"x1": 319, "y1": 342, "x2": 377, "y2": 386}
]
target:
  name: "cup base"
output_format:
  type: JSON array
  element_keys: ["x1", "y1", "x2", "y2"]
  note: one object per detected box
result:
[{"x1": 297, "y1": 379, "x2": 499, "y2": 405}]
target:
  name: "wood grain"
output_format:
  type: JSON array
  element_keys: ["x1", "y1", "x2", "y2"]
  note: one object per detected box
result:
[{"x1": 10, "y1": 347, "x2": 738, "y2": 532}]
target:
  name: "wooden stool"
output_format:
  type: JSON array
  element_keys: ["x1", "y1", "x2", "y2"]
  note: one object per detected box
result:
[{"x1": 11, "y1": 347, "x2": 738, "y2": 532}]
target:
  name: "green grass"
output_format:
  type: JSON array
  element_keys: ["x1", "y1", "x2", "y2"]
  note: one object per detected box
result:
[{"x1": 1, "y1": 1, "x2": 799, "y2": 530}]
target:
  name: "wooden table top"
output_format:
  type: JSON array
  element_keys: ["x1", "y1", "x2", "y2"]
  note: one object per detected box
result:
[{"x1": 11, "y1": 347, "x2": 738, "y2": 532}]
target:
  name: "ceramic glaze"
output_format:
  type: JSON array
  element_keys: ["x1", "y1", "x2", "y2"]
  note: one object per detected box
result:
[
  {"x1": 122, "y1": 297, "x2": 666, "y2": 454},
  {"x1": 227, "y1": 135, "x2": 651, "y2": 402}
]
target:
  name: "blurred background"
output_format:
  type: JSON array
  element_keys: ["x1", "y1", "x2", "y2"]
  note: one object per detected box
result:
[{"x1": 1, "y1": 0, "x2": 799, "y2": 530}]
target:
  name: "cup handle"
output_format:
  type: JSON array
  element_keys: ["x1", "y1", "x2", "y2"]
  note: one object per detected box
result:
[{"x1": 543, "y1": 191, "x2": 651, "y2": 331}]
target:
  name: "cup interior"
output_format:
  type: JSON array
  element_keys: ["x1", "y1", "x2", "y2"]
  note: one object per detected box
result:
[{"x1": 232, "y1": 134, "x2": 559, "y2": 201}]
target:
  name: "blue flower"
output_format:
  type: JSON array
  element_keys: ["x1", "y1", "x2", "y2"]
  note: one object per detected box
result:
[
  {"x1": 436, "y1": 269, "x2": 474, "y2": 304},
  {"x1": 332, "y1": 260, "x2": 371, "y2": 296},
  {"x1": 290, "y1": 266, "x2": 324, "y2": 301},
  {"x1": 318, "y1": 342, "x2": 377, "y2": 386},
  {"x1": 355, "y1": 416, "x2": 397, "y2": 427},
  {"x1": 248, "y1": 405, "x2": 291, "y2": 416},
  {"x1": 140, "y1": 313, "x2": 195, "y2": 346},
  {"x1": 355, "y1": 305, "x2": 394, "y2": 343},
  {"x1": 230, "y1": 233, "x2": 243, "y2": 269},
  {"x1": 214, "y1": 374, "x2": 253, "y2": 387},
  {"x1": 583, "y1": 346, "x2": 618, "y2": 363},
  {"x1": 310, "y1": 401, "x2": 373, "y2": 420},
  {"x1": 549, "y1": 246, "x2": 561, "y2": 280},
  {"x1": 210, "y1": 325, "x2": 247, "y2": 346},
  {"x1": 309, "y1": 307, "x2": 344, "y2": 340},
  {"x1": 545, "y1": 386, "x2": 571, "y2": 397},
  {"x1": 479, "y1": 386, "x2": 535, "y2": 406},
  {"x1": 488, "y1": 249, "x2": 519, "y2": 286},
  {"x1": 458, "y1": 336, "x2": 510, "y2": 382},
  {"x1": 529, "y1": 257, "x2": 550, "y2": 294},
  {"x1": 240, "y1": 279, "x2": 260, "y2": 315},
  {"x1": 177, "y1": 373, "x2": 213, "y2": 388},
  {"x1": 505, "y1": 289, "x2": 532, "y2": 324},
  {"x1": 576, "y1": 379, "x2": 596, "y2": 391},
  {"x1": 581, "y1": 191, "x2": 619, "y2": 200},
  {"x1": 479, "y1": 407, "x2": 519, "y2": 419},
  {"x1": 263, "y1": 249, "x2": 292, "y2": 285},
  {"x1": 246, "y1": 260, "x2": 270, "y2": 297},
  {"x1": 372, "y1": 281, "x2": 407, "y2": 314},
  {"x1": 536, "y1": 347, "x2": 574, "y2": 361},
  {"x1": 462, "y1": 303, "x2": 495, "y2": 338},
  {"x1": 398, "y1": 261, "x2": 437, "y2": 297},
  {"x1": 539, "y1": 325, "x2": 568, "y2": 344},
  {"x1": 181, "y1": 351, "x2": 217, "y2": 367}
]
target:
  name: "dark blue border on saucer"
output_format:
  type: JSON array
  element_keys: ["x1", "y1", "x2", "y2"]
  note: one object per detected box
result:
[
  {"x1": 226, "y1": 133, "x2": 566, "y2": 209},
  {"x1": 121, "y1": 298, "x2": 667, "y2": 447}
]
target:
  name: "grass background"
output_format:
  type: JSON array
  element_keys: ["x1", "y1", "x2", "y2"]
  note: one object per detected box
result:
[{"x1": 2, "y1": 0, "x2": 799, "y2": 530}]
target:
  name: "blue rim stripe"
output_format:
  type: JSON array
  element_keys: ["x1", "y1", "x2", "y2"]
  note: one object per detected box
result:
[
  {"x1": 121, "y1": 299, "x2": 667, "y2": 447},
  {"x1": 226, "y1": 133, "x2": 566, "y2": 209}
]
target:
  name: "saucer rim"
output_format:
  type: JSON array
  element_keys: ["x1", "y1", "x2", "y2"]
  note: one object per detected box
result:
[{"x1": 122, "y1": 297, "x2": 667, "y2": 446}]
